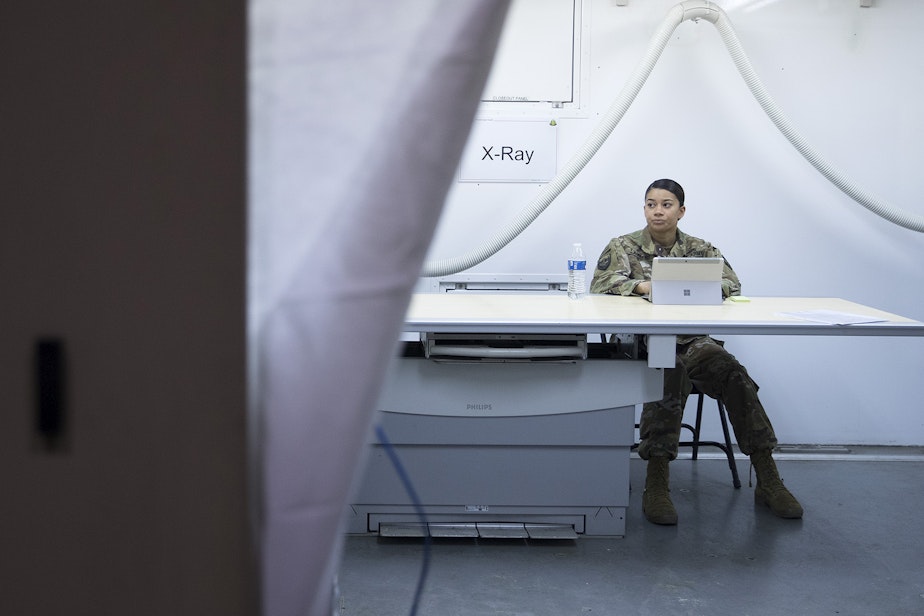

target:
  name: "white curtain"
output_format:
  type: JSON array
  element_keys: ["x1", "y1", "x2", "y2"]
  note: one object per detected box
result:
[{"x1": 249, "y1": 2, "x2": 510, "y2": 614}]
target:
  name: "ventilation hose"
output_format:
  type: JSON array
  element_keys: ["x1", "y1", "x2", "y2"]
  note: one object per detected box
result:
[
  {"x1": 421, "y1": 1, "x2": 923, "y2": 278},
  {"x1": 707, "y1": 5, "x2": 924, "y2": 233}
]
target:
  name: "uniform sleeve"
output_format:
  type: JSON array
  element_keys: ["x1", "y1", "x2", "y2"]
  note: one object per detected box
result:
[
  {"x1": 590, "y1": 238, "x2": 641, "y2": 296},
  {"x1": 712, "y1": 248, "x2": 741, "y2": 298}
]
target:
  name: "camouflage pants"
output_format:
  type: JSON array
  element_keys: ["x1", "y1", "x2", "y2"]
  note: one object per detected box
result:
[{"x1": 638, "y1": 336, "x2": 778, "y2": 460}]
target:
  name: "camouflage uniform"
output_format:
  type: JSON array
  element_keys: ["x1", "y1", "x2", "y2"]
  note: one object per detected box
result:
[{"x1": 590, "y1": 228, "x2": 778, "y2": 460}]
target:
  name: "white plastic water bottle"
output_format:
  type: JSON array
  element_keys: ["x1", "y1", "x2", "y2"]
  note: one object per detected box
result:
[{"x1": 568, "y1": 243, "x2": 587, "y2": 300}]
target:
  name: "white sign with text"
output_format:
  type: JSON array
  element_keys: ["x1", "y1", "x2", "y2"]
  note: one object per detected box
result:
[{"x1": 459, "y1": 120, "x2": 558, "y2": 183}]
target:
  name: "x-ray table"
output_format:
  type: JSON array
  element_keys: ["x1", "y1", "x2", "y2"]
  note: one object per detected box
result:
[{"x1": 348, "y1": 293, "x2": 924, "y2": 538}]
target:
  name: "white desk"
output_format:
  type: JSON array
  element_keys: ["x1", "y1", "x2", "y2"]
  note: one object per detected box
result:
[
  {"x1": 348, "y1": 295, "x2": 924, "y2": 538},
  {"x1": 403, "y1": 294, "x2": 924, "y2": 336},
  {"x1": 404, "y1": 294, "x2": 924, "y2": 368}
]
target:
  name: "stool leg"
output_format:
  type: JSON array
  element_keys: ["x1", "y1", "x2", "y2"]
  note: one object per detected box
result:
[
  {"x1": 716, "y1": 400, "x2": 742, "y2": 489},
  {"x1": 692, "y1": 393, "x2": 705, "y2": 460}
]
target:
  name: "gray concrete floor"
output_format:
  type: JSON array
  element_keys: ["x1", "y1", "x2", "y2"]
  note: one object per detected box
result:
[{"x1": 337, "y1": 448, "x2": 924, "y2": 616}]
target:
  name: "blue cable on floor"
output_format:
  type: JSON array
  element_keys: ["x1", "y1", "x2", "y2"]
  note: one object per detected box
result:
[{"x1": 374, "y1": 423, "x2": 431, "y2": 616}]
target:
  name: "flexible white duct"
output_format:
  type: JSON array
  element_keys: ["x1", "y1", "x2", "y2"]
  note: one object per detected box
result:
[{"x1": 422, "y1": 0, "x2": 924, "y2": 278}]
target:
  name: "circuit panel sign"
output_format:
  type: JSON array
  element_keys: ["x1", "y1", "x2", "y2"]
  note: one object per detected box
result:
[{"x1": 459, "y1": 120, "x2": 557, "y2": 183}]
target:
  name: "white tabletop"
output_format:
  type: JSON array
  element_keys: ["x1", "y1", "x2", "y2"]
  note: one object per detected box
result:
[{"x1": 404, "y1": 293, "x2": 924, "y2": 337}]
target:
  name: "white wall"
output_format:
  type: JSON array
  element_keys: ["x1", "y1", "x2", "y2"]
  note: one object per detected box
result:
[{"x1": 425, "y1": 0, "x2": 924, "y2": 445}]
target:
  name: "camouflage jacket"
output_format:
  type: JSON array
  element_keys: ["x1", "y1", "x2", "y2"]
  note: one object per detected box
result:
[{"x1": 590, "y1": 228, "x2": 740, "y2": 298}]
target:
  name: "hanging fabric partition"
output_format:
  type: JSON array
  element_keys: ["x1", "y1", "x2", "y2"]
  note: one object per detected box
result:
[{"x1": 249, "y1": 1, "x2": 510, "y2": 614}]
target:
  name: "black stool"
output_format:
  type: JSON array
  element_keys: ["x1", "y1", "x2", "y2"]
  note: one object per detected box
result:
[
  {"x1": 681, "y1": 385, "x2": 741, "y2": 488},
  {"x1": 634, "y1": 385, "x2": 742, "y2": 489}
]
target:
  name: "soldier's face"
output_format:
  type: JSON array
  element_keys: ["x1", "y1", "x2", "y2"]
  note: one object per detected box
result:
[{"x1": 644, "y1": 188, "x2": 685, "y2": 235}]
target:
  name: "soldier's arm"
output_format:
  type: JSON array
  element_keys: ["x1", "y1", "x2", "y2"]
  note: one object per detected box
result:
[
  {"x1": 590, "y1": 239, "x2": 643, "y2": 296},
  {"x1": 714, "y1": 249, "x2": 741, "y2": 298}
]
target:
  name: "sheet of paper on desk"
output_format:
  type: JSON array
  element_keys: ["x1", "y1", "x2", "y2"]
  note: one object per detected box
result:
[{"x1": 778, "y1": 309, "x2": 889, "y2": 325}]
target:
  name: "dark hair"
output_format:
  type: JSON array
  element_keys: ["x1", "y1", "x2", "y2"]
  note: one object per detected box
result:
[{"x1": 646, "y1": 178, "x2": 685, "y2": 207}]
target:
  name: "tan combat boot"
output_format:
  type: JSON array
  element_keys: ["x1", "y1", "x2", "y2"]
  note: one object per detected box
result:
[
  {"x1": 642, "y1": 456, "x2": 678, "y2": 525},
  {"x1": 751, "y1": 449, "x2": 804, "y2": 519}
]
